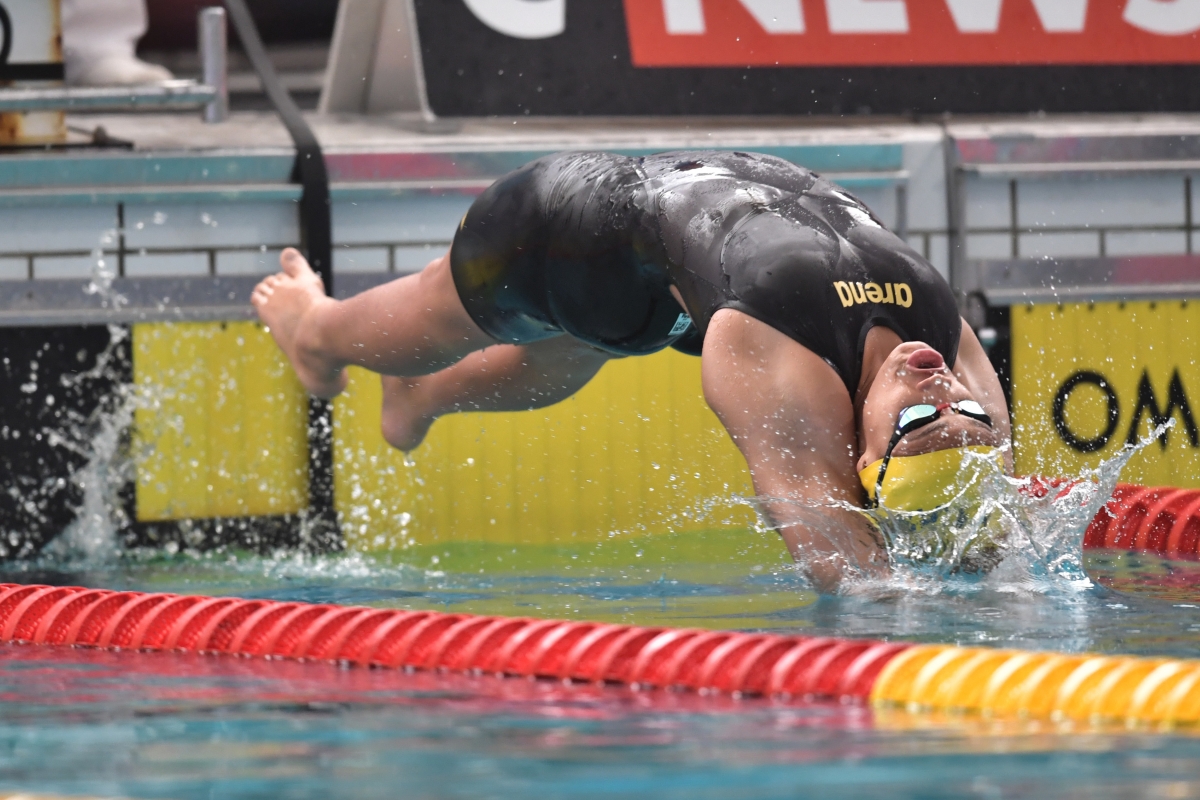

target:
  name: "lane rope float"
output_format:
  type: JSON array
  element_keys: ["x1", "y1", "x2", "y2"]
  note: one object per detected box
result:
[
  {"x1": 1020, "y1": 479, "x2": 1200, "y2": 562},
  {"x1": 2, "y1": 583, "x2": 1198, "y2": 728},
  {"x1": 1085, "y1": 484, "x2": 1200, "y2": 560}
]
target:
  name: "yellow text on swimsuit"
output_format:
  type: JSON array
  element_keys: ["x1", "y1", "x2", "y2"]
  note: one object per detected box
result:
[{"x1": 832, "y1": 281, "x2": 913, "y2": 309}]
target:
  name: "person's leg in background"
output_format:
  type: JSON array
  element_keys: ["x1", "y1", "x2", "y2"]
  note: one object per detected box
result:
[{"x1": 62, "y1": 0, "x2": 173, "y2": 86}]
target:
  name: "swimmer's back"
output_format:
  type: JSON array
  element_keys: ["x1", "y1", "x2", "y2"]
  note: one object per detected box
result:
[
  {"x1": 641, "y1": 150, "x2": 959, "y2": 392},
  {"x1": 449, "y1": 150, "x2": 960, "y2": 392}
]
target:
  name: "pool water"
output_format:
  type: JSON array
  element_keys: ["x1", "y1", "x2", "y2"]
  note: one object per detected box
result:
[{"x1": 1, "y1": 540, "x2": 1199, "y2": 799}]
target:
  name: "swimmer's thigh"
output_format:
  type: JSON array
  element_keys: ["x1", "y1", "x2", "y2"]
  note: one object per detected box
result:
[
  {"x1": 306, "y1": 252, "x2": 495, "y2": 377},
  {"x1": 449, "y1": 168, "x2": 561, "y2": 347}
]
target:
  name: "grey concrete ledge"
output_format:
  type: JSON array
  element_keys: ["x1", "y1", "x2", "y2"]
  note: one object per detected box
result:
[{"x1": 0, "y1": 273, "x2": 395, "y2": 327}]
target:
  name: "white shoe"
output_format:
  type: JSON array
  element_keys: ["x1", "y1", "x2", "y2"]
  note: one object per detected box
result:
[{"x1": 70, "y1": 55, "x2": 174, "y2": 86}]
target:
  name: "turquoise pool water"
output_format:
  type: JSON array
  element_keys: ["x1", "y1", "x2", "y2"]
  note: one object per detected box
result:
[{"x1": 1, "y1": 544, "x2": 1199, "y2": 798}]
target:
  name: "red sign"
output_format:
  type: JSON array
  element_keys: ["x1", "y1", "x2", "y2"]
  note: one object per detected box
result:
[{"x1": 624, "y1": 0, "x2": 1200, "y2": 66}]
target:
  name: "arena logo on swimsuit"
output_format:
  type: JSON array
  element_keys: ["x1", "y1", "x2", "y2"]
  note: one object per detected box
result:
[
  {"x1": 622, "y1": 0, "x2": 1200, "y2": 67},
  {"x1": 832, "y1": 281, "x2": 912, "y2": 308}
]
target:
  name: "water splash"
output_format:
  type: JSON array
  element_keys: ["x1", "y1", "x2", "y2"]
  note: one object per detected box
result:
[
  {"x1": 38, "y1": 235, "x2": 136, "y2": 565},
  {"x1": 738, "y1": 426, "x2": 1168, "y2": 597},
  {"x1": 39, "y1": 330, "x2": 133, "y2": 565},
  {"x1": 82, "y1": 239, "x2": 125, "y2": 315}
]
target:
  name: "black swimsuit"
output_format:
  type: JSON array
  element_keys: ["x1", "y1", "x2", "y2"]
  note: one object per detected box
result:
[{"x1": 449, "y1": 150, "x2": 960, "y2": 396}]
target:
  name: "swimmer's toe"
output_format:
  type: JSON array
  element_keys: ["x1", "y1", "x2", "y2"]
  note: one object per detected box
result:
[{"x1": 279, "y1": 247, "x2": 309, "y2": 277}]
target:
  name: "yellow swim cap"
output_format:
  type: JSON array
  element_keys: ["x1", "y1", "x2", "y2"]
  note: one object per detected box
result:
[{"x1": 859, "y1": 446, "x2": 1003, "y2": 512}]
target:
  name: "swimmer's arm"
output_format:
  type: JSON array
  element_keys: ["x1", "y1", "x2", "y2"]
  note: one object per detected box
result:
[
  {"x1": 749, "y1": 470, "x2": 888, "y2": 594},
  {"x1": 701, "y1": 308, "x2": 887, "y2": 593}
]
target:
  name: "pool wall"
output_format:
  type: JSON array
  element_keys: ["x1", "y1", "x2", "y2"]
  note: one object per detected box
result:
[
  {"x1": 1013, "y1": 300, "x2": 1200, "y2": 488},
  {"x1": 130, "y1": 319, "x2": 763, "y2": 554}
]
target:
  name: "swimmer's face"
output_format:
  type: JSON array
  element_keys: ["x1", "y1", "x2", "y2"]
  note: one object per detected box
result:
[{"x1": 857, "y1": 342, "x2": 1004, "y2": 471}]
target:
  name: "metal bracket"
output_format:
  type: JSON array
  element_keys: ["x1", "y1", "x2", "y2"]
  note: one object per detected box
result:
[
  {"x1": 319, "y1": 0, "x2": 433, "y2": 119},
  {"x1": 0, "y1": 7, "x2": 228, "y2": 123}
]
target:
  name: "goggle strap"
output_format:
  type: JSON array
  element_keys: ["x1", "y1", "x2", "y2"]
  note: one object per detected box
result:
[
  {"x1": 874, "y1": 402, "x2": 992, "y2": 506},
  {"x1": 872, "y1": 425, "x2": 912, "y2": 508}
]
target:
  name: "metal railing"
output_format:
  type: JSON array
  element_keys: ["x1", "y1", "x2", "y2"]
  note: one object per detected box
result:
[
  {"x1": 0, "y1": 238, "x2": 448, "y2": 283},
  {"x1": 947, "y1": 134, "x2": 1200, "y2": 318},
  {"x1": 961, "y1": 174, "x2": 1195, "y2": 261}
]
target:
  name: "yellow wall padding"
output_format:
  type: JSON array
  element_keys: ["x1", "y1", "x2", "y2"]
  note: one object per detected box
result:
[
  {"x1": 332, "y1": 349, "x2": 757, "y2": 551},
  {"x1": 1012, "y1": 300, "x2": 1200, "y2": 488},
  {"x1": 132, "y1": 321, "x2": 309, "y2": 521},
  {"x1": 871, "y1": 644, "x2": 1200, "y2": 728},
  {"x1": 126, "y1": 302, "x2": 1200, "y2": 540}
]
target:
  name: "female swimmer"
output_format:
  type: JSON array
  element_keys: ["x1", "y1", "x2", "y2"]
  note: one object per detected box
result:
[{"x1": 252, "y1": 151, "x2": 1011, "y2": 590}]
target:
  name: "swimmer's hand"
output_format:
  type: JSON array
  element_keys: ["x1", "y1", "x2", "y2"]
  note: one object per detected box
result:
[{"x1": 251, "y1": 248, "x2": 348, "y2": 399}]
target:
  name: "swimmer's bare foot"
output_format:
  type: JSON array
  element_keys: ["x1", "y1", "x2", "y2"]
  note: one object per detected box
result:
[
  {"x1": 380, "y1": 375, "x2": 436, "y2": 451},
  {"x1": 251, "y1": 248, "x2": 348, "y2": 399}
]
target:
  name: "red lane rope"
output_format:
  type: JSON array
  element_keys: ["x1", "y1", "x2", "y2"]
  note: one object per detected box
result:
[
  {"x1": 1084, "y1": 483, "x2": 1200, "y2": 560},
  {"x1": 0, "y1": 583, "x2": 906, "y2": 701}
]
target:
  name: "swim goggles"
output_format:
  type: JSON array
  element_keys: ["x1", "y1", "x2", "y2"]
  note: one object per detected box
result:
[{"x1": 871, "y1": 400, "x2": 993, "y2": 508}]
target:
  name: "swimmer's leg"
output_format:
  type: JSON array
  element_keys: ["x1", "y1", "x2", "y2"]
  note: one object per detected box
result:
[
  {"x1": 701, "y1": 309, "x2": 886, "y2": 593},
  {"x1": 251, "y1": 249, "x2": 494, "y2": 398},
  {"x1": 380, "y1": 336, "x2": 612, "y2": 451}
]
